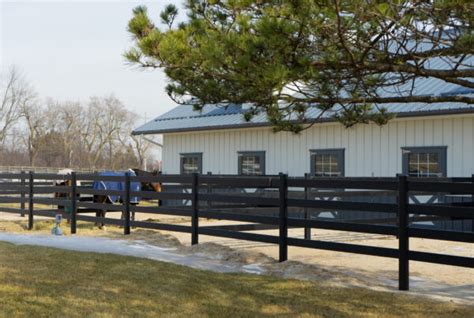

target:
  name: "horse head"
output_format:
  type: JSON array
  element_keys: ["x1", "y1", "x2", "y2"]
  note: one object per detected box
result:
[
  {"x1": 132, "y1": 168, "x2": 162, "y2": 193},
  {"x1": 55, "y1": 168, "x2": 74, "y2": 186}
]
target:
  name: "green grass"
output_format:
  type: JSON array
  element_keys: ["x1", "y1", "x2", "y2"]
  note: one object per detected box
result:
[{"x1": 0, "y1": 242, "x2": 472, "y2": 317}]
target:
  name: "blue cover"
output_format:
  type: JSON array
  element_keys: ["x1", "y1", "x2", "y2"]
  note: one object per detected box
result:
[{"x1": 92, "y1": 171, "x2": 141, "y2": 203}]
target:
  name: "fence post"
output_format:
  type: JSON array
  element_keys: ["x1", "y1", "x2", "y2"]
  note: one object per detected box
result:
[
  {"x1": 279, "y1": 173, "x2": 288, "y2": 262},
  {"x1": 20, "y1": 171, "x2": 26, "y2": 217},
  {"x1": 70, "y1": 172, "x2": 77, "y2": 234},
  {"x1": 207, "y1": 171, "x2": 212, "y2": 208},
  {"x1": 304, "y1": 173, "x2": 311, "y2": 240},
  {"x1": 28, "y1": 171, "x2": 34, "y2": 230},
  {"x1": 471, "y1": 174, "x2": 474, "y2": 234},
  {"x1": 191, "y1": 172, "x2": 199, "y2": 245},
  {"x1": 124, "y1": 172, "x2": 131, "y2": 235},
  {"x1": 398, "y1": 174, "x2": 409, "y2": 290}
]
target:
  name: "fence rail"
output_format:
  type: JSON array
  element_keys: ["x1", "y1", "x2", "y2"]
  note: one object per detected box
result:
[{"x1": 0, "y1": 171, "x2": 472, "y2": 291}]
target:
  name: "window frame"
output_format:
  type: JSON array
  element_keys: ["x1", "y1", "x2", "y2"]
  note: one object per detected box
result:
[
  {"x1": 238, "y1": 151, "x2": 266, "y2": 176},
  {"x1": 180, "y1": 152, "x2": 203, "y2": 174},
  {"x1": 309, "y1": 148, "x2": 345, "y2": 177},
  {"x1": 401, "y1": 146, "x2": 447, "y2": 177}
]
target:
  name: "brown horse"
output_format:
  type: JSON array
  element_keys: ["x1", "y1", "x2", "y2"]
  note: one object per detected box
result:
[
  {"x1": 54, "y1": 169, "x2": 80, "y2": 222},
  {"x1": 132, "y1": 169, "x2": 162, "y2": 198},
  {"x1": 93, "y1": 169, "x2": 162, "y2": 229}
]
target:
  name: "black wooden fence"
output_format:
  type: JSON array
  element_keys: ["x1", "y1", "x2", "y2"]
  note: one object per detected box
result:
[{"x1": 0, "y1": 171, "x2": 473, "y2": 291}]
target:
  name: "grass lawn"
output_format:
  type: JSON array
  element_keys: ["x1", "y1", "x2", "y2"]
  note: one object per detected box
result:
[{"x1": 0, "y1": 242, "x2": 473, "y2": 317}]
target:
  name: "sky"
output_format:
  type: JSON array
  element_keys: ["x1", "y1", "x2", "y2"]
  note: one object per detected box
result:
[{"x1": 1, "y1": 0, "x2": 182, "y2": 124}]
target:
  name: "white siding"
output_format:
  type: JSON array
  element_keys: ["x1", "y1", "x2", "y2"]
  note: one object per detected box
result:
[{"x1": 162, "y1": 114, "x2": 474, "y2": 177}]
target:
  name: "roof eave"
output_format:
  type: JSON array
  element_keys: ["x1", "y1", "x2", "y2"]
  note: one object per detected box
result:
[{"x1": 132, "y1": 107, "x2": 474, "y2": 135}]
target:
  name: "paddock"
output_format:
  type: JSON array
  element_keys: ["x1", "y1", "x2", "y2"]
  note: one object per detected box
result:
[{"x1": 0, "y1": 171, "x2": 472, "y2": 293}]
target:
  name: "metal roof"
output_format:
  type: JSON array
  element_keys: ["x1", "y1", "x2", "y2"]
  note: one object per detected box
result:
[{"x1": 133, "y1": 56, "x2": 474, "y2": 135}]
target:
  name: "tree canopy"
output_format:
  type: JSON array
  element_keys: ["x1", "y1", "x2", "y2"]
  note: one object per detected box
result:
[{"x1": 126, "y1": 0, "x2": 474, "y2": 132}]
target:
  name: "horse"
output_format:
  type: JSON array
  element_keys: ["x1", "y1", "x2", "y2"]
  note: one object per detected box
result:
[
  {"x1": 54, "y1": 169, "x2": 81, "y2": 222},
  {"x1": 132, "y1": 168, "x2": 162, "y2": 204},
  {"x1": 93, "y1": 169, "x2": 161, "y2": 229}
]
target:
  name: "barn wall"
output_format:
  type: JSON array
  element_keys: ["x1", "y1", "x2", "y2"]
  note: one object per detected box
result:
[{"x1": 161, "y1": 114, "x2": 474, "y2": 177}]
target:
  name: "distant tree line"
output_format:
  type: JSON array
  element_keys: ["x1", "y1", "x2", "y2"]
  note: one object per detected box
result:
[{"x1": 0, "y1": 67, "x2": 158, "y2": 171}]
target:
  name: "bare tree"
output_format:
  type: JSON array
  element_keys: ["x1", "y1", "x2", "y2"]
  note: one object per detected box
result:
[
  {"x1": 121, "y1": 112, "x2": 160, "y2": 170},
  {"x1": 0, "y1": 67, "x2": 36, "y2": 145},
  {"x1": 20, "y1": 102, "x2": 49, "y2": 166},
  {"x1": 3, "y1": 89, "x2": 157, "y2": 170},
  {"x1": 51, "y1": 99, "x2": 85, "y2": 167},
  {"x1": 129, "y1": 134, "x2": 151, "y2": 170},
  {"x1": 82, "y1": 96, "x2": 131, "y2": 169}
]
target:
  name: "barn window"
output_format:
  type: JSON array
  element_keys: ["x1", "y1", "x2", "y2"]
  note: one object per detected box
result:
[
  {"x1": 402, "y1": 147, "x2": 447, "y2": 177},
  {"x1": 238, "y1": 151, "x2": 265, "y2": 175},
  {"x1": 180, "y1": 153, "x2": 202, "y2": 174},
  {"x1": 310, "y1": 149, "x2": 345, "y2": 177}
]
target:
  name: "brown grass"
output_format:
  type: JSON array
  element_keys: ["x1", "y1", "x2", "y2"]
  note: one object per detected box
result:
[
  {"x1": 0, "y1": 219, "x2": 184, "y2": 247},
  {"x1": 0, "y1": 241, "x2": 473, "y2": 317}
]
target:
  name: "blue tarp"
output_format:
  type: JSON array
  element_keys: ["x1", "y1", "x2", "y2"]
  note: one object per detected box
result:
[{"x1": 92, "y1": 171, "x2": 141, "y2": 203}]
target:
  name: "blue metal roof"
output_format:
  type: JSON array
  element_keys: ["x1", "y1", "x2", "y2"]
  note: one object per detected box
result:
[
  {"x1": 133, "y1": 99, "x2": 474, "y2": 135},
  {"x1": 133, "y1": 56, "x2": 474, "y2": 135}
]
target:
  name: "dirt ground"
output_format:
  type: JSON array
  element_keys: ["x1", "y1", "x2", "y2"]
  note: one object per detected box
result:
[{"x1": 1, "y1": 211, "x2": 473, "y2": 305}]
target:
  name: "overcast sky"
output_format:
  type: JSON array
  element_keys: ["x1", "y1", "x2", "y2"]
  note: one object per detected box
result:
[{"x1": 1, "y1": 0, "x2": 181, "y2": 123}]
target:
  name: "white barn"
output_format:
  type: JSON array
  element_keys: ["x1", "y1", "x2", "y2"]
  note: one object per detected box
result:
[{"x1": 133, "y1": 84, "x2": 474, "y2": 178}]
